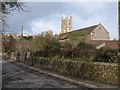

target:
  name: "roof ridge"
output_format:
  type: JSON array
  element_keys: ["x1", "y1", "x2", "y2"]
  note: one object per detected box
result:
[
  {"x1": 74, "y1": 24, "x2": 98, "y2": 31},
  {"x1": 68, "y1": 24, "x2": 98, "y2": 34}
]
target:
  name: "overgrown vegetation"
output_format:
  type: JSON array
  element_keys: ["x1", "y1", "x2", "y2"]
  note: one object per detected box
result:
[
  {"x1": 3, "y1": 32, "x2": 119, "y2": 63},
  {"x1": 2, "y1": 35, "x2": 17, "y2": 54},
  {"x1": 94, "y1": 49, "x2": 119, "y2": 63}
]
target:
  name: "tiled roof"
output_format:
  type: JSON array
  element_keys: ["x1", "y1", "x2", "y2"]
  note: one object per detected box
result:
[
  {"x1": 58, "y1": 24, "x2": 98, "y2": 40},
  {"x1": 69, "y1": 24, "x2": 98, "y2": 35},
  {"x1": 58, "y1": 33, "x2": 68, "y2": 40}
]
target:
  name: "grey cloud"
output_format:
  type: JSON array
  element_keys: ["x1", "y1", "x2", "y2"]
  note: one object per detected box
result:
[{"x1": 6, "y1": 2, "x2": 118, "y2": 39}]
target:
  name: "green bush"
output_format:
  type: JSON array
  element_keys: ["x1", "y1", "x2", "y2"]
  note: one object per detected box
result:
[
  {"x1": 94, "y1": 49, "x2": 118, "y2": 63},
  {"x1": 77, "y1": 42, "x2": 95, "y2": 50},
  {"x1": 71, "y1": 42, "x2": 96, "y2": 58}
]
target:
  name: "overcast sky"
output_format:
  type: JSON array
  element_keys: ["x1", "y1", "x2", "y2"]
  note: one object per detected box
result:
[{"x1": 6, "y1": 2, "x2": 118, "y2": 40}]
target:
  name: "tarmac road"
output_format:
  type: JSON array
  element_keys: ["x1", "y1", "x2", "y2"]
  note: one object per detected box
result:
[{"x1": 2, "y1": 59, "x2": 93, "y2": 89}]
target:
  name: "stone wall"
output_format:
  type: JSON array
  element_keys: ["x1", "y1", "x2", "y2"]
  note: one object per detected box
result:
[
  {"x1": 91, "y1": 24, "x2": 110, "y2": 40},
  {"x1": 24, "y1": 57, "x2": 118, "y2": 85},
  {"x1": 3, "y1": 52, "x2": 118, "y2": 85}
]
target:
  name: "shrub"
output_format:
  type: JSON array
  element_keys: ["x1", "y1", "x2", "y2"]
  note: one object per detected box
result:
[
  {"x1": 71, "y1": 42, "x2": 96, "y2": 58},
  {"x1": 77, "y1": 42, "x2": 95, "y2": 50},
  {"x1": 3, "y1": 35, "x2": 17, "y2": 54},
  {"x1": 94, "y1": 49, "x2": 119, "y2": 63},
  {"x1": 33, "y1": 37, "x2": 62, "y2": 58},
  {"x1": 60, "y1": 41, "x2": 72, "y2": 58}
]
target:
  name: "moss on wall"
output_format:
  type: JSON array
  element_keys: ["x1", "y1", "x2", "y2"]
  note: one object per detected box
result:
[{"x1": 25, "y1": 57, "x2": 118, "y2": 85}]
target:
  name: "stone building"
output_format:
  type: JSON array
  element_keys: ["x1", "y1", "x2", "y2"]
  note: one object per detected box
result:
[
  {"x1": 90, "y1": 23, "x2": 110, "y2": 40},
  {"x1": 59, "y1": 23, "x2": 110, "y2": 43},
  {"x1": 59, "y1": 22, "x2": 120, "y2": 49},
  {"x1": 61, "y1": 16, "x2": 72, "y2": 33}
]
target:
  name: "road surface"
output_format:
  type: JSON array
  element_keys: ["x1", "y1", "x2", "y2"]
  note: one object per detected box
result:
[{"x1": 2, "y1": 59, "x2": 93, "y2": 89}]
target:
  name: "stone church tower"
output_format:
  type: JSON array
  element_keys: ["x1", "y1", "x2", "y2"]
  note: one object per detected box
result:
[{"x1": 61, "y1": 16, "x2": 72, "y2": 33}]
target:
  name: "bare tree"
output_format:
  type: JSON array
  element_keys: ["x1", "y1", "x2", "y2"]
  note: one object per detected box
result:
[
  {"x1": 1, "y1": 0, "x2": 25, "y2": 14},
  {"x1": 0, "y1": 0, "x2": 25, "y2": 33},
  {"x1": 0, "y1": 0, "x2": 26, "y2": 55}
]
